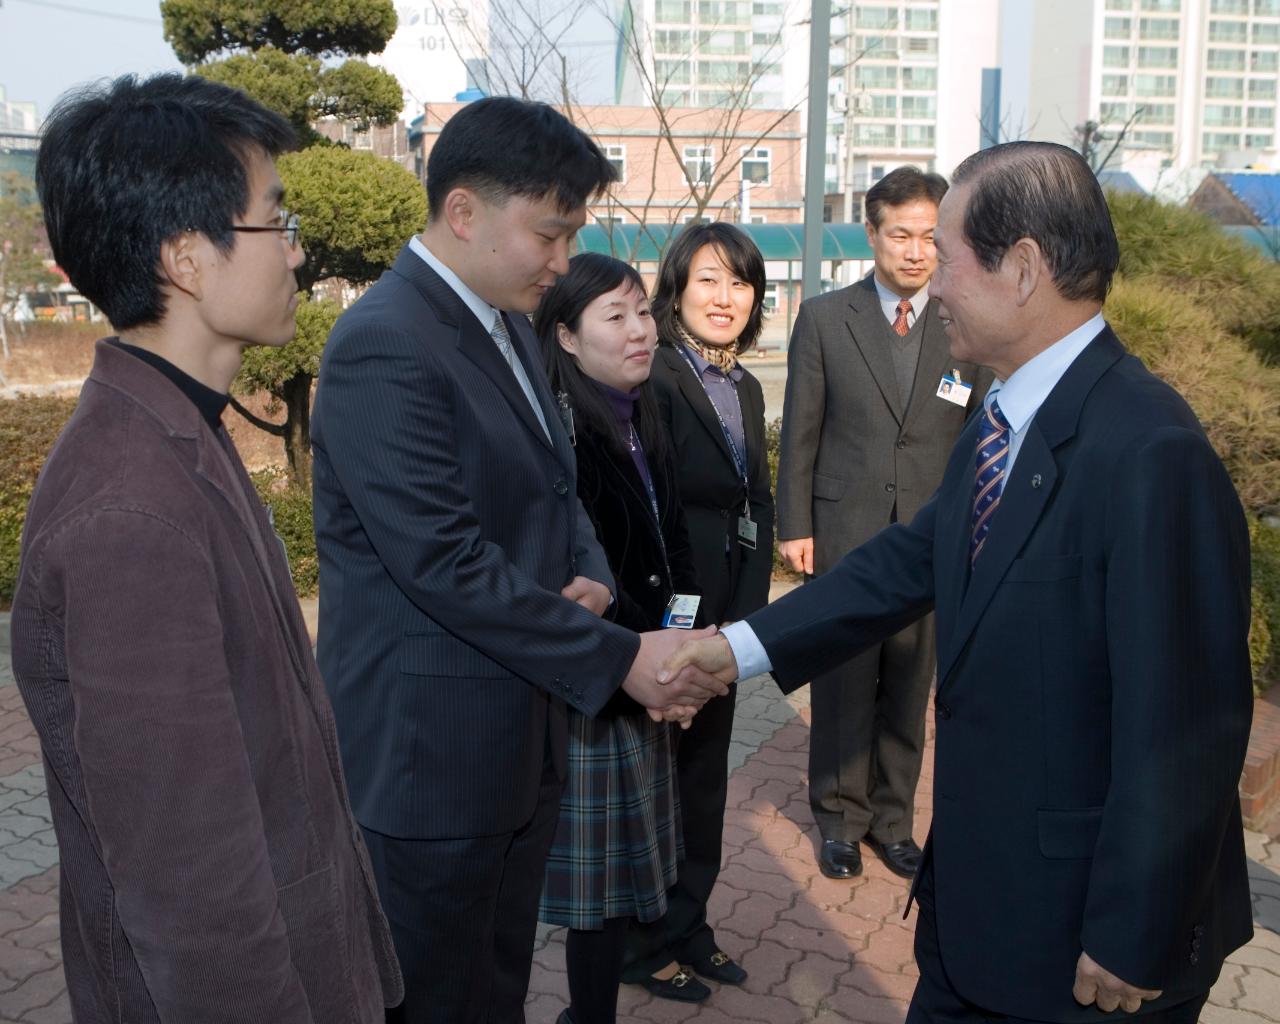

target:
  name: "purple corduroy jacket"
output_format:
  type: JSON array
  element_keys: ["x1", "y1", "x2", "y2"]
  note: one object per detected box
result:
[{"x1": 9, "y1": 340, "x2": 402, "y2": 1022}]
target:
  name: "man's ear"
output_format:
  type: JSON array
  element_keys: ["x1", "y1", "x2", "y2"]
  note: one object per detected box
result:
[
  {"x1": 1008, "y1": 237, "x2": 1044, "y2": 307},
  {"x1": 158, "y1": 231, "x2": 205, "y2": 302},
  {"x1": 443, "y1": 188, "x2": 477, "y2": 242}
]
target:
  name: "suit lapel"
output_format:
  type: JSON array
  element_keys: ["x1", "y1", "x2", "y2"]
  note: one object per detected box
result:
[
  {"x1": 665, "y1": 347, "x2": 737, "y2": 466},
  {"x1": 900, "y1": 300, "x2": 951, "y2": 434},
  {"x1": 846, "y1": 275, "x2": 904, "y2": 425},
  {"x1": 934, "y1": 327, "x2": 1126, "y2": 690},
  {"x1": 392, "y1": 247, "x2": 557, "y2": 455}
]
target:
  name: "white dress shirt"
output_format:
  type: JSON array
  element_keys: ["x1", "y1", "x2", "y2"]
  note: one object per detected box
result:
[{"x1": 873, "y1": 275, "x2": 929, "y2": 330}]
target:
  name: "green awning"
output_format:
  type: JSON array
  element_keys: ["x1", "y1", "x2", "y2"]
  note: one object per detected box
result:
[{"x1": 575, "y1": 222, "x2": 873, "y2": 262}]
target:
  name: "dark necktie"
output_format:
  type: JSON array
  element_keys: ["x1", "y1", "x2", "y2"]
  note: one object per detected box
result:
[
  {"x1": 892, "y1": 298, "x2": 912, "y2": 337},
  {"x1": 971, "y1": 396, "x2": 1011, "y2": 564}
]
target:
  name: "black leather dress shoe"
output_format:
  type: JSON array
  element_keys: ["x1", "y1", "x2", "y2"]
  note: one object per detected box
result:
[
  {"x1": 691, "y1": 949, "x2": 748, "y2": 985},
  {"x1": 635, "y1": 968, "x2": 711, "y2": 1003},
  {"x1": 865, "y1": 836, "x2": 923, "y2": 878},
  {"x1": 818, "y1": 839, "x2": 862, "y2": 879}
]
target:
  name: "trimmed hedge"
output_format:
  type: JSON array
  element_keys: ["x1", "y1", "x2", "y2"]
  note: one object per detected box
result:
[
  {"x1": 0, "y1": 395, "x2": 77, "y2": 607},
  {"x1": 250, "y1": 468, "x2": 319, "y2": 597}
]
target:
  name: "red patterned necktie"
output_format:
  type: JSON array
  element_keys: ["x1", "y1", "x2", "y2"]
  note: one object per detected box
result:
[{"x1": 892, "y1": 299, "x2": 912, "y2": 337}]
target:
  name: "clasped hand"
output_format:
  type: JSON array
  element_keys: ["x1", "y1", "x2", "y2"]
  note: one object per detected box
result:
[
  {"x1": 621, "y1": 628, "x2": 741, "y2": 729},
  {"x1": 1073, "y1": 952, "x2": 1162, "y2": 1013}
]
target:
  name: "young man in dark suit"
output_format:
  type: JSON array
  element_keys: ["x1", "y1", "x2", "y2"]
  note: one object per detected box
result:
[
  {"x1": 310, "y1": 97, "x2": 725, "y2": 1023},
  {"x1": 10, "y1": 74, "x2": 403, "y2": 1022},
  {"x1": 664, "y1": 141, "x2": 1254, "y2": 1022},
  {"x1": 777, "y1": 167, "x2": 990, "y2": 881}
]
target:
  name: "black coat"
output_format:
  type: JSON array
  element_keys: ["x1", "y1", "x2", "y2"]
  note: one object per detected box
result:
[{"x1": 649, "y1": 343, "x2": 775, "y2": 624}]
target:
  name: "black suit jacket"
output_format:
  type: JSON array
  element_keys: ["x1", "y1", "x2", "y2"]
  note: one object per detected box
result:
[
  {"x1": 747, "y1": 327, "x2": 1254, "y2": 1019},
  {"x1": 311, "y1": 246, "x2": 640, "y2": 840},
  {"x1": 649, "y1": 343, "x2": 774, "y2": 624}
]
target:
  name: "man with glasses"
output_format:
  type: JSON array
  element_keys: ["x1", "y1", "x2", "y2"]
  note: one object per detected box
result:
[{"x1": 10, "y1": 73, "x2": 403, "y2": 1022}]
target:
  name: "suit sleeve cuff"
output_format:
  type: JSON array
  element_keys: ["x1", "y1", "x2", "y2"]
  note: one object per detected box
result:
[{"x1": 722, "y1": 620, "x2": 772, "y2": 679}]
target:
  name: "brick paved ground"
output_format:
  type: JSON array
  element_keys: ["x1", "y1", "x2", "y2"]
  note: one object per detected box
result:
[{"x1": 2, "y1": 605, "x2": 1279, "y2": 1024}]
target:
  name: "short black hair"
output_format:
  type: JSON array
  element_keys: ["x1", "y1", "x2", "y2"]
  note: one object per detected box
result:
[
  {"x1": 35, "y1": 73, "x2": 295, "y2": 330},
  {"x1": 426, "y1": 97, "x2": 616, "y2": 218},
  {"x1": 534, "y1": 252, "x2": 666, "y2": 463},
  {"x1": 864, "y1": 166, "x2": 948, "y2": 228},
  {"x1": 950, "y1": 142, "x2": 1119, "y2": 303},
  {"x1": 652, "y1": 222, "x2": 767, "y2": 355}
]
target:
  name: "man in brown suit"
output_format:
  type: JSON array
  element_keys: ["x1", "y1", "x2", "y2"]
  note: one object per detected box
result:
[
  {"x1": 776, "y1": 167, "x2": 990, "y2": 881},
  {"x1": 9, "y1": 74, "x2": 402, "y2": 1022}
]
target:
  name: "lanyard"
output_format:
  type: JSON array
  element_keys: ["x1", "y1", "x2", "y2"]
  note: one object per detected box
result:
[
  {"x1": 674, "y1": 345, "x2": 751, "y2": 509},
  {"x1": 626, "y1": 423, "x2": 673, "y2": 587}
]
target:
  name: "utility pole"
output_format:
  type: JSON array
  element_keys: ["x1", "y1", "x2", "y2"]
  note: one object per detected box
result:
[{"x1": 802, "y1": 0, "x2": 831, "y2": 301}]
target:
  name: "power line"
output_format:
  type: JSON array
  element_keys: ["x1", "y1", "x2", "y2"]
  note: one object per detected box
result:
[{"x1": 3, "y1": 0, "x2": 162, "y2": 26}]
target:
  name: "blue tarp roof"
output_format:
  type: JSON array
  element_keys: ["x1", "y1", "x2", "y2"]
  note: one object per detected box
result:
[
  {"x1": 1217, "y1": 172, "x2": 1280, "y2": 227},
  {"x1": 576, "y1": 222, "x2": 874, "y2": 262},
  {"x1": 1097, "y1": 170, "x2": 1146, "y2": 196}
]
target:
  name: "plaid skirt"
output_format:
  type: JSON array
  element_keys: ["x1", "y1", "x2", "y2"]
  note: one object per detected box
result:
[{"x1": 538, "y1": 707, "x2": 682, "y2": 930}]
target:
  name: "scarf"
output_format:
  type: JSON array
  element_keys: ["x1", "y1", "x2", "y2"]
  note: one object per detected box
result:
[{"x1": 676, "y1": 321, "x2": 739, "y2": 373}]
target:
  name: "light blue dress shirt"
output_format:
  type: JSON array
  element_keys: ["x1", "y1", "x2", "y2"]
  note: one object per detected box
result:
[{"x1": 721, "y1": 311, "x2": 1108, "y2": 680}]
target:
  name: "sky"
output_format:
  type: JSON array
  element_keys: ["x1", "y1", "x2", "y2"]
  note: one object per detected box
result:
[{"x1": 0, "y1": 0, "x2": 183, "y2": 121}]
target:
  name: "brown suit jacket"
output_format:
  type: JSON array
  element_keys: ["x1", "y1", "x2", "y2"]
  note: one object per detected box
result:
[
  {"x1": 9, "y1": 341, "x2": 402, "y2": 1022},
  {"x1": 776, "y1": 273, "x2": 991, "y2": 572}
]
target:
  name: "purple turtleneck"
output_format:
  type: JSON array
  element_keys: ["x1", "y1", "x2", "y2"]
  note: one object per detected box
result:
[{"x1": 593, "y1": 380, "x2": 655, "y2": 499}]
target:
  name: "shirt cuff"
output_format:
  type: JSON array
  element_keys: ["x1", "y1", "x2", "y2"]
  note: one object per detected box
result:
[{"x1": 721, "y1": 620, "x2": 772, "y2": 679}]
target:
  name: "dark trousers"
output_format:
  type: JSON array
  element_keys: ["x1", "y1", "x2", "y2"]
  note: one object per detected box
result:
[
  {"x1": 364, "y1": 753, "x2": 563, "y2": 1024},
  {"x1": 808, "y1": 612, "x2": 935, "y2": 844},
  {"x1": 623, "y1": 680, "x2": 738, "y2": 976},
  {"x1": 907, "y1": 862, "x2": 1210, "y2": 1024}
]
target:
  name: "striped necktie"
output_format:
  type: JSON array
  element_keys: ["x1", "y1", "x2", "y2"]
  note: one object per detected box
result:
[
  {"x1": 971, "y1": 396, "x2": 1010, "y2": 564},
  {"x1": 491, "y1": 312, "x2": 550, "y2": 439}
]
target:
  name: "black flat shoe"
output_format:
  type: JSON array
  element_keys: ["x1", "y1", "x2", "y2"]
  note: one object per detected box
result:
[
  {"x1": 818, "y1": 839, "x2": 862, "y2": 879},
  {"x1": 691, "y1": 950, "x2": 748, "y2": 985},
  {"x1": 865, "y1": 836, "x2": 923, "y2": 879},
  {"x1": 635, "y1": 967, "x2": 711, "y2": 1002}
]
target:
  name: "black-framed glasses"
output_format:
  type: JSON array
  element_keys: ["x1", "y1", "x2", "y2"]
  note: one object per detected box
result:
[{"x1": 230, "y1": 210, "x2": 300, "y2": 248}]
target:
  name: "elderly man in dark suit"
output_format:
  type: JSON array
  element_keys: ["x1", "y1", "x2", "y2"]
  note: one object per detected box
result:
[
  {"x1": 664, "y1": 141, "x2": 1253, "y2": 1022},
  {"x1": 10, "y1": 74, "x2": 403, "y2": 1022},
  {"x1": 777, "y1": 167, "x2": 989, "y2": 881},
  {"x1": 310, "y1": 97, "x2": 724, "y2": 1024}
]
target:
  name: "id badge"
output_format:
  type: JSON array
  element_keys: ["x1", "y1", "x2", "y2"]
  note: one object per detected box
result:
[
  {"x1": 737, "y1": 514, "x2": 758, "y2": 550},
  {"x1": 662, "y1": 593, "x2": 701, "y2": 629},
  {"x1": 936, "y1": 369, "x2": 973, "y2": 408}
]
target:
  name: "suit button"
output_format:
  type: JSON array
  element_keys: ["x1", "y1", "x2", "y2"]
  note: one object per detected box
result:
[
  {"x1": 647, "y1": 574, "x2": 661, "y2": 587},
  {"x1": 884, "y1": 482, "x2": 896, "y2": 493},
  {"x1": 553, "y1": 479, "x2": 569, "y2": 495},
  {"x1": 935, "y1": 701, "x2": 952, "y2": 720},
  {"x1": 896, "y1": 439, "x2": 907, "y2": 449}
]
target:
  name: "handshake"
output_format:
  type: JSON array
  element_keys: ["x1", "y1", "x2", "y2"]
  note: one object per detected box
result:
[{"x1": 620, "y1": 627, "x2": 744, "y2": 728}]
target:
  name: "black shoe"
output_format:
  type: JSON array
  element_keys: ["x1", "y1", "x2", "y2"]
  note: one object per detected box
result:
[
  {"x1": 556, "y1": 1011, "x2": 574, "y2": 1024},
  {"x1": 818, "y1": 839, "x2": 862, "y2": 879},
  {"x1": 691, "y1": 949, "x2": 748, "y2": 985},
  {"x1": 865, "y1": 836, "x2": 923, "y2": 879},
  {"x1": 635, "y1": 967, "x2": 712, "y2": 1002}
]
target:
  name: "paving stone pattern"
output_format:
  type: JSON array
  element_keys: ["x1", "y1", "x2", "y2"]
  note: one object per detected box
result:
[{"x1": 2, "y1": 613, "x2": 1278, "y2": 1023}]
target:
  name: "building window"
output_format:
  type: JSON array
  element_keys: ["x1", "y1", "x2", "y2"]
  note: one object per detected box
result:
[
  {"x1": 594, "y1": 214, "x2": 625, "y2": 227},
  {"x1": 856, "y1": 5, "x2": 898, "y2": 29},
  {"x1": 1106, "y1": 0, "x2": 1133, "y2": 8},
  {"x1": 752, "y1": 1, "x2": 783, "y2": 14},
  {"x1": 1101, "y1": 102, "x2": 1131, "y2": 122},
  {"x1": 1139, "y1": 17, "x2": 1179, "y2": 39},
  {"x1": 855, "y1": 64, "x2": 898, "y2": 89},
  {"x1": 1137, "y1": 45, "x2": 1178, "y2": 66},
  {"x1": 683, "y1": 146, "x2": 715, "y2": 186},
  {"x1": 902, "y1": 95, "x2": 936, "y2": 118},
  {"x1": 1206, "y1": 75, "x2": 1245, "y2": 96},
  {"x1": 902, "y1": 124, "x2": 935, "y2": 149},
  {"x1": 1135, "y1": 72, "x2": 1177, "y2": 95},
  {"x1": 1103, "y1": 73, "x2": 1131, "y2": 96},
  {"x1": 1253, "y1": 50, "x2": 1280, "y2": 71},
  {"x1": 762, "y1": 282, "x2": 779, "y2": 310},
  {"x1": 655, "y1": 0, "x2": 691, "y2": 20},
  {"x1": 352, "y1": 130, "x2": 373, "y2": 150},
  {"x1": 740, "y1": 146, "x2": 771, "y2": 184},
  {"x1": 1104, "y1": 44, "x2": 1132, "y2": 66},
  {"x1": 605, "y1": 144, "x2": 626, "y2": 184},
  {"x1": 699, "y1": 29, "x2": 749, "y2": 54},
  {"x1": 1204, "y1": 104, "x2": 1244, "y2": 126},
  {"x1": 1209, "y1": 21, "x2": 1248, "y2": 43},
  {"x1": 859, "y1": 33, "x2": 899, "y2": 57},
  {"x1": 656, "y1": 59, "x2": 692, "y2": 85},
  {"x1": 1106, "y1": 16, "x2": 1133, "y2": 36},
  {"x1": 1247, "y1": 106, "x2": 1276, "y2": 127},
  {"x1": 698, "y1": 0, "x2": 749, "y2": 23},
  {"x1": 1203, "y1": 131, "x2": 1242, "y2": 150},
  {"x1": 750, "y1": 214, "x2": 768, "y2": 224},
  {"x1": 905, "y1": 8, "x2": 938, "y2": 31},
  {"x1": 1131, "y1": 130, "x2": 1175, "y2": 147},
  {"x1": 1210, "y1": 0, "x2": 1248, "y2": 11},
  {"x1": 1257, "y1": 0, "x2": 1280, "y2": 14},
  {"x1": 655, "y1": 28, "x2": 692, "y2": 52},
  {"x1": 902, "y1": 66, "x2": 937, "y2": 90},
  {"x1": 904, "y1": 35, "x2": 938, "y2": 55},
  {"x1": 682, "y1": 213, "x2": 714, "y2": 224},
  {"x1": 1255, "y1": 22, "x2": 1280, "y2": 43},
  {"x1": 1246, "y1": 133, "x2": 1274, "y2": 147},
  {"x1": 1251, "y1": 78, "x2": 1278, "y2": 100},
  {"x1": 1136, "y1": 102, "x2": 1176, "y2": 123},
  {"x1": 854, "y1": 123, "x2": 897, "y2": 146},
  {"x1": 1139, "y1": 0, "x2": 1180, "y2": 9},
  {"x1": 869, "y1": 94, "x2": 898, "y2": 117},
  {"x1": 1208, "y1": 48, "x2": 1248, "y2": 69}
]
